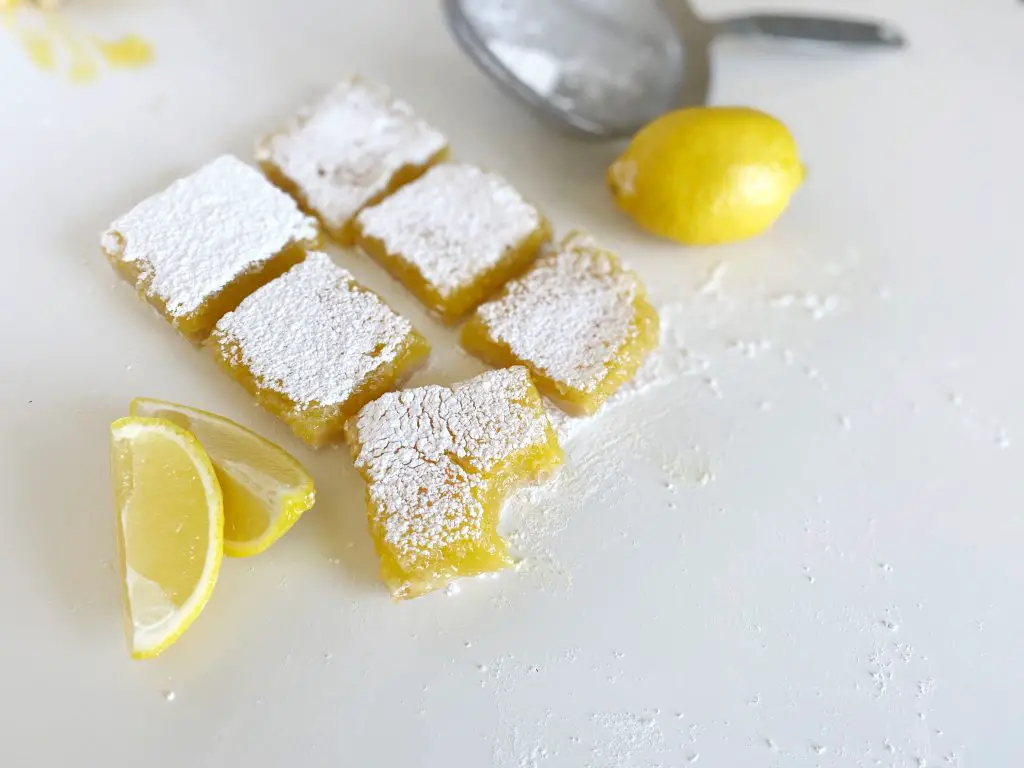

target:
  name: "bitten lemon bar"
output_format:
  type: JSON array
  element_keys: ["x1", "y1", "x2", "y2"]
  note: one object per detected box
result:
[
  {"x1": 102, "y1": 155, "x2": 319, "y2": 342},
  {"x1": 209, "y1": 252, "x2": 429, "y2": 448},
  {"x1": 345, "y1": 367, "x2": 563, "y2": 600},
  {"x1": 354, "y1": 163, "x2": 551, "y2": 323},
  {"x1": 461, "y1": 231, "x2": 659, "y2": 416},
  {"x1": 256, "y1": 77, "x2": 449, "y2": 245}
]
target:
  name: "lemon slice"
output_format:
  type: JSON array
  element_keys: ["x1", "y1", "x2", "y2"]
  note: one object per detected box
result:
[
  {"x1": 130, "y1": 398, "x2": 316, "y2": 558},
  {"x1": 110, "y1": 417, "x2": 224, "y2": 659}
]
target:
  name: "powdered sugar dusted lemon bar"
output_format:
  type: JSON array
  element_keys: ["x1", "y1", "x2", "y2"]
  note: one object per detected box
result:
[
  {"x1": 256, "y1": 77, "x2": 449, "y2": 245},
  {"x1": 102, "y1": 155, "x2": 319, "y2": 342},
  {"x1": 345, "y1": 367, "x2": 563, "y2": 600},
  {"x1": 354, "y1": 163, "x2": 551, "y2": 323},
  {"x1": 461, "y1": 231, "x2": 659, "y2": 415},
  {"x1": 210, "y1": 252, "x2": 429, "y2": 448}
]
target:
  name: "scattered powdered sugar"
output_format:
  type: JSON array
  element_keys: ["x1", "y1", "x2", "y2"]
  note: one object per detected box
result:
[
  {"x1": 728, "y1": 338, "x2": 774, "y2": 359},
  {"x1": 503, "y1": 429, "x2": 624, "y2": 586},
  {"x1": 769, "y1": 292, "x2": 841, "y2": 320},
  {"x1": 102, "y1": 155, "x2": 318, "y2": 318},
  {"x1": 941, "y1": 390, "x2": 1014, "y2": 450},
  {"x1": 256, "y1": 77, "x2": 448, "y2": 234},
  {"x1": 473, "y1": 232, "x2": 647, "y2": 392},
  {"x1": 697, "y1": 262, "x2": 729, "y2": 297},
  {"x1": 493, "y1": 702, "x2": 698, "y2": 768},
  {"x1": 349, "y1": 368, "x2": 554, "y2": 571},
  {"x1": 587, "y1": 712, "x2": 666, "y2": 767},
  {"x1": 212, "y1": 252, "x2": 416, "y2": 408},
  {"x1": 356, "y1": 163, "x2": 543, "y2": 296},
  {"x1": 503, "y1": 321, "x2": 712, "y2": 585},
  {"x1": 479, "y1": 240, "x2": 964, "y2": 766}
]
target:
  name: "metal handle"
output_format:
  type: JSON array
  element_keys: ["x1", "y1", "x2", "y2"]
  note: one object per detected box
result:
[{"x1": 716, "y1": 13, "x2": 906, "y2": 48}]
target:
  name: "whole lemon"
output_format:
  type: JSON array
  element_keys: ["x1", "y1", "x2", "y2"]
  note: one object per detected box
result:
[{"x1": 608, "y1": 106, "x2": 804, "y2": 245}]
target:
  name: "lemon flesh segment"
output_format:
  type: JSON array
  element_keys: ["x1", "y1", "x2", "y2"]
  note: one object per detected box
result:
[
  {"x1": 110, "y1": 417, "x2": 224, "y2": 660},
  {"x1": 609, "y1": 106, "x2": 804, "y2": 245},
  {"x1": 130, "y1": 398, "x2": 316, "y2": 558}
]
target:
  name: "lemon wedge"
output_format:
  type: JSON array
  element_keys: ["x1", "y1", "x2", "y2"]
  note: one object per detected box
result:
[
  {"x1": 110, "y1": 417, "x2": 224, "y2": 659},
  {"x1": 130, "y1": 398, "x2": 316, "y2": 558}
]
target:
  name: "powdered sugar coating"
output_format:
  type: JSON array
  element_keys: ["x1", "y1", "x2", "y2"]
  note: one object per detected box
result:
[
  {"x1": 256, "y1": 77, "x2": 448, "y2": 234},
  {"x1": 102, "y1": 155, "x2": 318, "y2": 318},
  {"x1": 355, "y1": 163, "x2": 543, "y2": 296},
  {"x1": 212, "y1": 252, "x2": 417, "y2": 409},
  {"x1": 350, "y1": 368, "x2": 552, "y2": 569},
  {"x1": 473, "y1": 233, "x2": 644, "y2": 392}
]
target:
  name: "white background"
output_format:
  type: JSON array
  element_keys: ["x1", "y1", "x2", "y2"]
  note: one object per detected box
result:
[{"x1": 2, "y1": 0, "x2": 1022, "y2": 765}]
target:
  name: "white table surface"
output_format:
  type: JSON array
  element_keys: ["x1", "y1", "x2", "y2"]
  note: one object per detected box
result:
[{"x1": 2, "y1": 0, "x2": 1022, "y2": 765}]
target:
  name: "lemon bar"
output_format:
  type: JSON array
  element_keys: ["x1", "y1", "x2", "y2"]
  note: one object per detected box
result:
[
  {"x1": 461, "y1": 232, "x2": 659, "y2": 416},
  {"x1": 103, "y1": 155, "x2": 319, "y2": 342},
  {"x1": 210, "y1": 252, "x2": 429, "y2": 448},
  {"x1": 345, "y1": 367, "x2": 563, "y2": 599},
  {"x1": 354, "y1": 163, "x2": 551, "y2": 323},
  {"x1": 256, "y1": 77, "x2": 449, "y2": 245}
]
